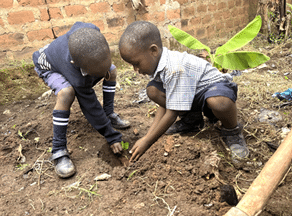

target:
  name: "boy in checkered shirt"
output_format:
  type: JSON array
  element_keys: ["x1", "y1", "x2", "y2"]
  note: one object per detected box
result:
[{"x1": 119, "y1": 21, "x2": 249, "y2": 162}]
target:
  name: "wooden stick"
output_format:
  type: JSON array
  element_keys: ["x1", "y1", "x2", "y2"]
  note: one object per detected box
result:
[{"x1": 224, "y1": 130, "x2": 292, "y2": 216}]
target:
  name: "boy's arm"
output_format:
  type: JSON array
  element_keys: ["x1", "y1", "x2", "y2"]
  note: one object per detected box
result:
[
  {"x1": 74, "y1": 86, "x2": 122, "y2": 146},
  {"x1": 130, "y1": 107, "x2": 178, "y2": 162}
]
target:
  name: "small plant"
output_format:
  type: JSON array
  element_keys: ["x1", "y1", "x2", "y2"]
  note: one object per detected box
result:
[
  {"x1": 16, "y1": 163, "x2": 29, "y2": 170},
  {"x1": 127, "y1": 170, "x2": 137, "y2": 181},
  {"x1": 121, "y1": 141, "x2": 129, "y2": 150},
  {"x1": 168, "y1": 15, "x2": 270, "y2": 71}
]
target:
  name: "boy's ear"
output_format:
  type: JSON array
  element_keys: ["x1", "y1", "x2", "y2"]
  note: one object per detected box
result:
[{"x1": 149, "y1": 44, "x2": 159, "y2": 57}]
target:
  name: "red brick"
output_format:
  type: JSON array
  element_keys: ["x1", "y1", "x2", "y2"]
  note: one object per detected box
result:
[
  {"x1": 226, "y1": 19, "x2": 234, "y2": 29},
  {"x1": 218, "y1": 2, "x2": 227, "y2": 10},
  {"x1": 49, "y1": 8, "x2": 63, "y2": 19},
  {"x1": 208, "y1": 3, "x2": 217, "y2": 12},
  {"x1": 27, "y1": 28, "x2": 54, "y2": 41},
  {"x1": 202, "y1": 14, "x2": 211, "y2": 24},
  {"x1": 104, "y1": 31, "x2": 123, "y2": 44},
  {"x1": 196, "y1": 28, "x2": 206, "y2": 38},
  {"x1": 144, "y1": 0, "x2": 155, "y2": 6},
  {"x1": 152, "y1": 11, "x2": 165, "y2": 22},
  {"x1": 65, "y1": 5, "x2": 87, "y2": 17},
  {"x1": 228, "y1": 0, "x2": 235, "y2": 9},
  {"x1": 90, "y1": 2, "x2": 110, "y2": 13},
  {"x1": 167, "y1": 9, "x2": 180, "y2": 20},
  {"x1": 17, "y1": 0, "x2": 43, "y2": 7},
  {"x1": 213, "y1": 11, "x2": 223, "y2": 21},
  {"x1": 0, "y1": 18, "x2": 4, "y2": 27},
  {"x1": 215, "y1": 22, "x2": 224, "y2": 31},
  {"x1": 197, "y1": 4, "x2": 207, "y2": 13},
  {"x1": 190, "y1": 17, "x2": 201, "y2": 26},
  {"x1": 47, "y1": 0, "x2": 68, "y2": 3},
  {"x1": 175, "y1": 0, "x2": 188, "y2": 4},
  {"x1": 8, "y1": 11, "x2": 35, "y2": 25},
  {"x1": 92, "y1": 20, "x2": 105, "y2": 31},
  {"x1": 160, "y1": 0, "x2": 166, "y2": 5},
  {"x1": 235, "y1": 0, "x2": 242, "y2": 7},
  {"x1": 0, "y1": 0, "x2": 13, "y2": 8},
  {"x1": 107, "y1": 17, "x2": 124, "y2": 28},
  {"x1": 207, "y1": 25, "x2": 216, "y2": 37},
  {"x1": 113, "y1": 3, "x2": 125, "y2": 13},
  {"x1": 53, "y1": 25, "x2": 72, "y2": 37},
  {"x1": 136, "y1": 12, "x2": 150, "y2": 21},
  {"x1": 40, "y1": 9, "x2": 49, "y2": 21},
  {"x1": 182, "y1": 7, "x2": 195, "y2": 18},
  {"x1": 0, "y1": 33, "x2": 24, "y2": 49}
]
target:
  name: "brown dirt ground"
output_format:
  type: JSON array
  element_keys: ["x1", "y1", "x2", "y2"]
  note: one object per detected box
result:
[{"x1": 1, "y1": 37, "x2": 292, "y2": 216}]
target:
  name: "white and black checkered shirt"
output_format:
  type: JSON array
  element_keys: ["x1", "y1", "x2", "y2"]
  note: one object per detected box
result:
[{"x1": 151, "y1": 47, "x2": 227, "y2": 111}]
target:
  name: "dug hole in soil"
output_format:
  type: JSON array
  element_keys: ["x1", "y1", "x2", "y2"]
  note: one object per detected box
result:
[{"x1": 1, "y1": 39, "x2": 292, "y2": 215}]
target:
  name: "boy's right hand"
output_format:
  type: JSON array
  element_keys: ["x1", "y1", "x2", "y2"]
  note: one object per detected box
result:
[{"x1": 110, "y1": 142, "x2": 123, "y2": 154}]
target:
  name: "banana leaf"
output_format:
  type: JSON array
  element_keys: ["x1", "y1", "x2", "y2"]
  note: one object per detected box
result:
[
  {"x1": 214, "y1": 51, "x2": 270, "y2": 70},
  {"x1": 215, "y1": 15, "x2": 262, "y2": 55},
  {"x1": 168, "y1": 25, "x2": 212, "y2": 61}
]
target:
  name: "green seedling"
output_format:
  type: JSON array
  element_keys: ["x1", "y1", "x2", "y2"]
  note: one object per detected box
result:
[
  {"x1": 168, "y1": 15, "x2": 270, "y2": 71},
  {"x1": 121, "y1": 141, "x2": 129, "y2": 150},
  {"x1": 11, "y1": 124, "x2": 16, "y2": 129},
  {"x1": 34, "y1": 137, "x2": 40, "y2": 142},
  {"x1": 47, "y1": 147, "x2": 52, "y2": 153},
  {"x1": 18, "y1": 130, "x2": 26, "y2": 140},
  {"x1": 16, "y1": 163, "x2": 28, "y2": 170},
  {"x1": 127, "y1": 170, "x2": 137, "y2": 181}
]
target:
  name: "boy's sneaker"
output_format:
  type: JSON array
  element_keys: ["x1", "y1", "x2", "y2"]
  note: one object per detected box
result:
[
  {"x1": 165, "y1": 111, "x2": 204, "y2": 135},
  {"x1": 108, "y1": 112, "x2": 131, "y2": 129},
  {"x1": 221, "y1": 124, "x2": 249, "y2": 159}
]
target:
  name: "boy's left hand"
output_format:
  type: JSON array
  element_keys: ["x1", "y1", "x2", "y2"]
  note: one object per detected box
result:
[
  {"x1": 110, "y1": 142, "x2": 123, "y2": 154},
  {"x1": 129, "y1": 137, "x2": 151, "y2": 162}
]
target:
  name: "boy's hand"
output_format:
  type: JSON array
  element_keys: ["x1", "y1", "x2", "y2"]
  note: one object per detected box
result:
[
  {"x1": 110, "y1": 142, "x2": 123, "y2": 154},
  {"x1": 129, "y1": 137, "x2": 151, "y2": 162}
]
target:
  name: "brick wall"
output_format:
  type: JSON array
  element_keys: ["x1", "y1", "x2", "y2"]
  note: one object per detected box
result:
[{"x1": 0, "y1": 0, "x2": 257, "y2": 62}]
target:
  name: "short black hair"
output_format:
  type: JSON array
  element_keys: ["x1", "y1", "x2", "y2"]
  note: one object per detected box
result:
[
  {"x1": 68, "y1": 28, "x2": 110, "y2": 68},
  {"x1": 119, "y1": 21, "x2": 162, "y2": 52}
]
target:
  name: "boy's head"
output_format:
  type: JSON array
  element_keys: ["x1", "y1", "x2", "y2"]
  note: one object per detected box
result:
[
  {"x1": 119, "y1": 21, "x2": 162, "y2": 76},
  {"x1": 68, "y1": 28, "x2": 111, "y2": 77}
]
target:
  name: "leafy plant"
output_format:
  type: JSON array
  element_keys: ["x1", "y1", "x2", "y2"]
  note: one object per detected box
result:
[
  {"x1": 121, "y1": 141, "x2": 129, "y2": 150},
  {"x1": 16, "y1": 163, "x2": 28, "y2": 170},
  {"x1": 168, "y1": 15, "x2": 270, "y2": 71}
]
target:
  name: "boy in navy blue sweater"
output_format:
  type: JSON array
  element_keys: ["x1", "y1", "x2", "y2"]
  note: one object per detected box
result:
[{"x1": 32, "y1": 22, "x2": 130, "y2": 178}]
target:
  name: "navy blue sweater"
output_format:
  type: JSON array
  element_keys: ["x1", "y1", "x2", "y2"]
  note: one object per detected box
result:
[{"x1": 32, "y1": 22, "x2": 122, "y2": 145}]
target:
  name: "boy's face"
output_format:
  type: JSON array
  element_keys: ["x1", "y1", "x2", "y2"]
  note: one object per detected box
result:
[{"x1": 120, "y1": 44, "x2": 161, "y2": 76}]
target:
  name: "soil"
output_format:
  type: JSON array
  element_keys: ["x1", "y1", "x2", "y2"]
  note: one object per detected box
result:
[{"x1": 1, "y1": 38, "x2": 292, "y2": 216}]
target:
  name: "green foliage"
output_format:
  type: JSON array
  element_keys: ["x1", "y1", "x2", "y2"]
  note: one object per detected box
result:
[
  {"x1": 168, "y1": 16, "x2": 270, "y2": 71},
  {"x1": 121, "y1": 141, "x2": 129, "y2": 150},
  {"x1": 16, "y1": 164, "x2": 28, "y2": 170},
  {"x1": 127, "y1": 170, "x2": 137, "y2": 181}
]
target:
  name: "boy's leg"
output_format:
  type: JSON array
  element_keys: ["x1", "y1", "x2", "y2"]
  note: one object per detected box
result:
[
  {"x1": 204, "y1": 81, "x2": 249, "y2": 160},
  {"x1": 146, "y1": 80, "x2": 204, "y2": 134},
  {"x1": 37, "y1": 68, "x2": 76, "y2": 178},
  {"x1": 103, "y1": 66, "x2": 130, "y2": 129}
]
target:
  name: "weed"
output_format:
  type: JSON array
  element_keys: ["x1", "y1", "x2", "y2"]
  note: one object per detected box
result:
[{"x1": 127, "y1": 170, "x2": 137, "y2": 181}]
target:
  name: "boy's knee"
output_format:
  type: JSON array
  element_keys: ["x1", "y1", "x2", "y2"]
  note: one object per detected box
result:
[
  {"x1": 206, "y1": 96, "x2": 235, "y2": 112},
  {"x1": 57, "y1": 86, "x2": 75, "y2": 103}
]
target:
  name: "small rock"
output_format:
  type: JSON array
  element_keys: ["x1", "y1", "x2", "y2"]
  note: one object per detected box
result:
[
  {"x1": 94, "y1": 173, "x2": 111, "y2": 181},
  {"x1": 164, "y1": 152, "x2": 169, "y2": 157},
  {"x1": 284, "y1": 72, "x2": 290, "y2": 76},
  {"x1": 133, "y1": 128, "x2": 139, "y2": 135},
  {"x1": 3, "y1": 110, "x2": 11, "y2": 115}
]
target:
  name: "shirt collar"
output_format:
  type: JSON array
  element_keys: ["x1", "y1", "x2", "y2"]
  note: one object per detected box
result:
[{"x1": 150, "y1": 47, "x2": 168, "y2": 79}]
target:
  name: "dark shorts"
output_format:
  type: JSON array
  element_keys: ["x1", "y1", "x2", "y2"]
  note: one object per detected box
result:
[
  {"x1": 34, "y1": 67, "x2": 72, "y2": 95},
  {"x1": 147, "y1": 79, "x2": 237, "y2": 118}
]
